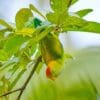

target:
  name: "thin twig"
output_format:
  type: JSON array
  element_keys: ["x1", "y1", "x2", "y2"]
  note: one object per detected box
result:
[
  {"x1": 17, "y1": 55, "x2": 42, "y2": 100},
  {"x1": 0, "y1": 88, "x2": 21, "y2": 97},
  {"x1": 0, "y1": 56, "x2": 42, "y2": 100},
  {"x1": 67, "y1": 0, "x2": 73, "y2": 8}
]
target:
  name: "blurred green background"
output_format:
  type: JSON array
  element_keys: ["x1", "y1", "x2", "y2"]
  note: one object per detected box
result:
[{"x1": 0, "y1": 0, "x2": 100, "y2": 100}]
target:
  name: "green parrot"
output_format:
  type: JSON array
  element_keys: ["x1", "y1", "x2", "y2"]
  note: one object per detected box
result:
[
  {"x1": 40, "y1": 33, "x2": 64, "y2": 80},
  {"x1": 32, "y1": 18, "x2": 65, "y2": 80}
]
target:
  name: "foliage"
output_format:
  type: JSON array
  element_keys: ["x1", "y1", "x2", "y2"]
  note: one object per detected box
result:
[{"x1": 0, "y1": 0, "x2": 100, "y2": 100}]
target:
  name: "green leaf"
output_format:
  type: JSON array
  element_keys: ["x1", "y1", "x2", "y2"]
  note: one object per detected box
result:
[
  {"x1": 46, "y1": 12, "x2": 68, "y2": 25},
  {"x1": 15, "y1": 8, "x2": 33, "y2": 30},
  {"x1": 4, "y1": 35, "x2": 29, "y2": 56},
  {"x1": 76, "y1": 9, "x2": 93, "y2": 18},
  {"x1": 15, "y1": 28, "x2": 35, "y2": 37},
  {"x1": 78, "y1": 21, "x2": 100, "y2": 33},
  {"x1": 0, "y1": 50, "x2": 8, "y2": 61},
  {"x1": 62, "y1": 16, "x2": 87, "y2": 31},
  {"x1": 62, "y1": 16, "x2": 100, "y2": 33},
  {"x1": 0, "y1": 19, "x2": 13, "y2": 30},
  {"x1": 29, "y1": 4, "x2": 46, "y2": 19},
  {"x1": 46, "y1": 0, "x2": 70, "y2": 25},
  {"x1": 71, "y1": 0, "x2": 79, "y2": 5},
  {"x1": 50, "y1": 0, "x2": 70, "y2": 12},
  {"x1": 0, "y1": 37, "x2": 8, "y2": 50},
  {"x1": 46, "y1": 12, "x2": 59, "y2": 24}
]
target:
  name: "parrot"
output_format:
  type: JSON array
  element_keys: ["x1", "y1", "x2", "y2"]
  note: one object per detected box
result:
[
  {"x1": 40, "y1": 33, "x2": 64, "y2": 80},
  {"x1": 31, "y1": 18, "x2": 65, "y2": 80}
]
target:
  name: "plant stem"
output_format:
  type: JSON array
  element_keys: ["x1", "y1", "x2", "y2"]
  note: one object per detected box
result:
[
  {"x1": 0, "y1": 56, "x2": 42, "y2": 100},
  {"x1": 0, "y1": 88, "x2": 21, "y2": 97},
  {"x1": 17, "y1": 55, "x2": 42, "y2": 100}
]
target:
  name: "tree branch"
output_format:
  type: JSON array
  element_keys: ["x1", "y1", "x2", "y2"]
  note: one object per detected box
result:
[
  {"x1": 17, "y1": 55, "x2": 42, "y2": 100},
  {"x1": 0, "y1": 56, "x2": 42, "y2": 100},
  {"x1": 0, "y1": 88, "x2": 21, "y2": 97}
]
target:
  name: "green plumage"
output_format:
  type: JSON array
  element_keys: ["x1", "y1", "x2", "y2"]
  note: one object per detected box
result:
[{"x1": 40, "y1": 33, "x2": 64, "y2": 65}]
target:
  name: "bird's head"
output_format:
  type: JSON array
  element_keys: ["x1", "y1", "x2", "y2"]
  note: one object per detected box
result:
[{"x1": 46, "y1": 60, "x2": 63, "y2": 80}]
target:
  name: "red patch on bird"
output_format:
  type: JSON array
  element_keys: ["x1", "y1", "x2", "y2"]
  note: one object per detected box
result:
[
  {"x1": 46, "y1": 67, "x2": 51, "y2": 78},
  {"x1": 46, "y1": 66, "x2": 55, "y2": 80}
]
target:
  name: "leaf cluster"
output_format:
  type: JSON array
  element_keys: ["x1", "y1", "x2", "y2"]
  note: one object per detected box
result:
[{"x1": 0, "y1": 0, "x2": 100, "y2": 99}]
